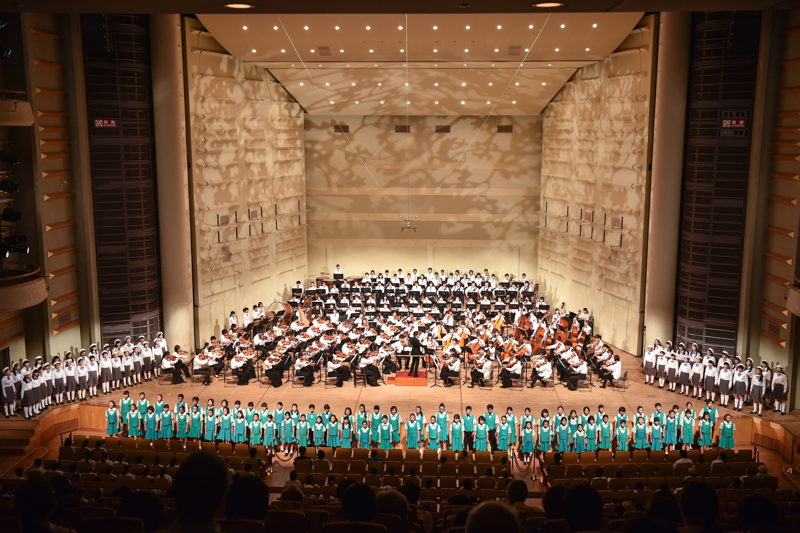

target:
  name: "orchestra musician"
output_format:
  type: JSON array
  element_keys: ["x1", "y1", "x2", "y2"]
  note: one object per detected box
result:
[
  {"x1": 566, "y1": 355, "x2": 589, "y2": 391},
  {"x1": 191, "y1": 349, "x2": 212, "y2": 385},
  {"x1": 294, "y1": 355, "x2": 315, "y2": 387},
  {"x1": 500, "y1": 355, "x2": 522, "y2": 388},
  {"x1": 231, "y1": 354, "x2": 251, "y2": 386},
  {"x1": 469, "y1": 353, "x2": 493, "y2": 388},
  {"x1": 326, "y1": 357, "x2": 351, "y2": 387},
  {"x1": 162, "y1": 346, "x2": 190, "y2": 385},
  {"x1": 529, "y1": 357, "x2": 553, "y2": 389},
  {"x1": 263, "y1": 354, "x2": 285, "y2": 387},
  {"x1": 358, "y1": 351, "x2": 381, "y2": 387},
  {"x1": 440, "y1": 353, "x2": 461, "y2": 387}
]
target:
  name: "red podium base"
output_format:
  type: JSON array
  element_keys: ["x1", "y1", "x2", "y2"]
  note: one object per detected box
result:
[{"x1": 394, "y1": 371, "x2": 428, "y2": 387}]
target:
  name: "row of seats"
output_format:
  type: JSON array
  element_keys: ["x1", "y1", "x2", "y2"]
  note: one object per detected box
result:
[
  {"x1": 546, "y1": 460, "x2": 764, "y2": 479},
  {"x1": 294, "y1": 461, "x2": 509, "y2": 476},
  {"x1": 552, "y1": 474, "x2": 780, "y2": 491},
  {"x1": 540, "y1": 448, "x2": 753, "y2": 468}
]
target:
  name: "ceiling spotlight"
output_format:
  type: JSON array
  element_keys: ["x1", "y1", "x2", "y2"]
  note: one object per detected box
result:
[
  {"x1": 369, "y1": 49, "x2": 374, "y2": 53},
  {"x1": 534, "y1": 2, "x2": 564, "y2": 7},
  {"x1": 374, "y1": 64, "x2": 377, "y2": 66},
  {"x1": 291, "y1": 64, "x2": 294, "y2": 66},
  {"x1": 555, "y1": 48, "x2": 559, "y2": 51},
  {"x1": 560, "y1": 24, "x2": 565, "y2": 28},
  {"x1": 433, "y1": 25, "x2": 438, "y2": 30},
  {"x1": 352, "y1": 82, "x2": 356, "y2": 85},
  {"x1": 542, "y1": 82, "x2": 546, "y2": 85},
  {"x1": 273, "y1": 26, "x2": 278, "y2": 30},
  {"x1": 461, "y1": 101, "x2": 465, "y2": 104},
  {"x1": 495, "y1": 48, "x2": 499, "y2": 52},
  {"x1": 585, "y1": 48, "x2": 590, "y2": 51},
  {"x1": 311, "y1": 49, "x2": 315, "y2": 53},
  {"x1": 319, "y1": 64, "x2": 322, "y2": 66},
  {"x1": 330, "y1": 101, "x2": 334, "y2": 104},
  {"x1": 304, "y1": 26, "x2": 309, "y2": 30},
  {"x1": 515, "y1": 82, "x2": 519, "y2": 86},
  {"x1": 435, "y1": 101, "x2": 438, "y2": 104},
  {"x1": 488, "y1": 83, "x2": 492, "y2": 86},
  {"x1": 433, "y1": 49, "x2": 438, "y2": 52},
  {"x1": 401, "y1": 49, "x2": 404, "y2": 52},
  {"x1": 434, "y1": 83, "x2": 439, "y2": 86},
  {"x1": 525, "y1": 48, "x2": 530, "y2": 52},
  {"x1": 224, "y1": 3, "x2": 254, "y2": 8},
  {"x1": 593, "y1": 24, "x2": 597, "y2": 28},
  {"x1": 529, "y1": 24, "x2": 534, "y2": 28},
  {"x1": 466, "y1": 25, "x2": 470, "y2": 29},
  {"x1": 462, "y1": 82, "x2": 466, "y2": 86},
  {"x1": 281, "y1": 49, "x2": 286, "y2": 53},
  {"x1": 398, "y1": 25, "x2": 403, "y2": 30},
  {"x1": 486, "y1": 101, "x2": 491, "y2": 104},
  {"x1": 405, "y1": 82, "x2": 409, "y2": 86},
  {"x1": 300, "y1": 83, "x2": 304, "y2": 86},
  {"x1": 463, "y1": 64, "x2": 467, "y2": 66},
  {"x1": 340, "y1": 49, "x2": 344, "y2": 52},
  {"x1": 407, "y1": 101, "x2": 410, "y2": 104},
  {"x1": 355, "y1": 101, "x2": 359, "y2": 103},
  {"x1": 366, "y1": 26, "x2": 371, "y2": 30},
  {"x1": 435, "y1": 64, "x2": 438, "y2": 66},
  {"x1": 325, "y1": 83, "x2": 329, "y2": 86},
  {"x1": 512, "y1": 100, "x2": 516, "y2": 104},
  {"x1": 464, "y1": 48, "x2": 469, "y2": 52},
  {"x1": 251, "y1": 49, "x2": 256, "y2": 52},
  {"x1": 242, "y1": 25, "x2": 247, "y2": 30},
  {"x1": 378, "y1": 83, "x2": 382, "y2": 86},
  {"x1": 0, "y1": 207, "x2": 21, "y2": 222},
  {"x1": 380, "y1": 100, "x2": 384, "y2": 104},
  {"x1": 335, "y1": 26, "x2": 340, "y2": 30},
  {"x1": 497, "y1": 25, "x2": 502, "y2": 29}
]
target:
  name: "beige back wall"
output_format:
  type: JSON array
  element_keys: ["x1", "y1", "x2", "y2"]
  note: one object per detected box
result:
[{"x1": 305, "y1": 114, "x2": 541, "y2": 280}]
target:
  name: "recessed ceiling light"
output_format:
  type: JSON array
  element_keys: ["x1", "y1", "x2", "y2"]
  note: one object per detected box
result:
[
  {"x1": 434, "y1": 49, "x2": 438, "y2": 52},
  {"x1": 369, "y1": 49, "x2": 374, "y2": 53},
  {"x1": 398, "y1": 26, "x2": 403, "y2": 30},
  {"x1": 488, "y1": 83, "x2": 492, "y2": 86},
  {"x1": 525, "y1": 48, "x2": 530, "y2": 52},
  {"x1": 542, "y1": 82, "x2": 546, "y2": 85},
  {"x1": 512, "y1": 100, "x2": 516, "y2": 104},
  {"x1": 515, "y1": 82, "x2": 519, "y2": 86},
  {"x1": 555, "y1": 48, "x2": 559, "y2": 51},
  {"x1": 435, "y1": 101, "x2": 438, "y2": 104},
  {"x1": 435, "y1": 64, "x2": 438, "y2": 66},
  {"x1": 335, "y1": 26, "x2": 340, "y2": 30},
  {"x1": 465, "y1": 49, "x2": 469, "y2": 52},
  {"x1": 405, "y1": 82, "x2": 409, "y2": 86},
  {"x1": 462, "y1": 82, "x2": 466, "y2": 86},
  {"x1": 304, "y1": 26, "x2": 309, "y2": 30},
  {"x1": 352, "y1": 82, "x2": 356, "y2": 86},
  {"x1": 319, "y1": 64, "x2": 322, "y2": 66},
  {"x1": 355, "y1": 100, "x2": 359, "y2": 103},
  {"x1": 461, "y1": 101, "x2": 465, "y2": 104},
  {"x1": 560, "y1": 24, "x2": 565, "y2": 28},
  {"x1": 378, "y1": 83, "x2": 382, "y2": 86},
  {"x1": 487, "y1": 100, "x2": 491, "y2": 104},
  {"x1": 495, "y1": 48, "x2": 499, "y2": 52},
  {"x1": 466, "y1": 25, "x2": 470, "y2": 29},
  {"x1": 224, "y1": 3, "x2": 253, "y2": 8},
  {"x1": 593, "y1": 24, "x2": 597, "y2": 28},
  {"x1": 252, "y1": 49, "x2": 256, "y2": 53},
  {"x1": 300, "y1": 83, "x2": 304, "y2": 86},
  {"x1": 497, "y1": 25, "x2": 502, "y2": 29},
  {"x1": 434, "y1": 83, "x2": 438, "y2": 86},
  {"x1": 340, "y1": 49, "x2": 344, "y2": 52},
  {"x1": 401, "y1": 49, "x2": 404, "y2": 52},
  {"x1": 464, "y1": 64, "x2": 467, "y2": 66},
  {"x1": 534, "y1": 2, "x2": 564, "y2": 7},
  {"x1": 347, "y1": 64, "x2": 350, "y2": 66},
  {"x1": 492, "y1": 63, "x2": 495, "y2": 66},
  {"x1": 281, "y1": 49, "x2": 286, "y2": 53},
  {"x1": 529, "y1": 24, "x2": 534, "y2": 29},
  {"x1": 366, "y1": 26, "x2": 371, "y2": 30},
  {"x1": 380, "y1": 100, "x2": 384, "y2": 104},
  {"x1": 585, "y1": 48, "x2": 590, "y2": 51},
  {"x1": 330, "y1": 101, "x2": 334, "y2": 104},
  {"x1": 325, "y1": 83, "x2": 329, "y2": 86},
  {"x1": 374, "y1": 64, "x2": 377, "y2": 66},
  {"x1": 407, "y1": 101, "x2": 410, "y2": 104},
  {"x1": 291, "y1": 64, "x2": 294, "y2": 66},
  {"x1": 548, "y1": 63, "x2": 552, "y2": 66},
  {"x1": 243, "y1": 25, "x2": 247, "y2": 30},
  {"x1": 433, "y1": 25, "x2": 438, "y2": 30},
  {"x1": 273, "y1": 26, "x2": 278, "y2": 30}
]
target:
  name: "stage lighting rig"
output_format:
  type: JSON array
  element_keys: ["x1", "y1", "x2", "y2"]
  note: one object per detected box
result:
[{"x1": 400, "y1": 215, "x2": 418, "y2": 233}]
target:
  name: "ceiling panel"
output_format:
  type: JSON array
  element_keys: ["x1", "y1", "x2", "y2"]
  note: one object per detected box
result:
[{"x1": 200, "y1": 13, "x2": 642, "y2": 116}]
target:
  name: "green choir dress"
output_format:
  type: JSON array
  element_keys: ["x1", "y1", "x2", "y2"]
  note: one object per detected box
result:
[
  {"x1": 341, "y1": 424, "x2": 352, "y2": 448},
  {"x1": 218, "y1": 414, "x2": 233, "y2": 442},
  {"x1": 370, "y1": 412, "x2": 383, "y2": 442},
  {"x1": 160, "y1": 411, "x2": 174, "y2": 439},
  {"x1": 585, "y1": 424, "x2": 598, "y2": 451},
  {"x1": 664, "y1": 417, "x2": 678, "y2": 445},
  {"x1": 538, "y1": 427, "x2": 551, "y2": 452},
  {"x1": 556, "y1": 425, "x2": 570, "y2": 452},
  {"x1": 405, "y1": 421, "x2": 419, "y2": 448},
  {"x1": 573, "y1": 430, "x2": 586, "y2": 453},
  {"x1": 204, "y1": 411, "x2": 217, "y2": 441},
  {"x1": 328, "y1": 422, "x2": 341, "y2": 447},
  {"x1": 634, "y1": 424, "x2": 648, "y2": 449},
  {"x1": 450, "y1": 422, "x2": 464, "y2": 451},
  {"x1": 506, "y1": 414, "x2": 517, "y2": 445},
  {"x1": 719, "y1": 421, "x2": 735, "y2": 449},
  {"x1": 497, "y1": 423, "x2": 510, "y2": 451},
  {"x1": 379, "y1": 423, "x2": 392, "y2": 450},
  {"x1": 234, "y1": 417, "x2": 247, "y2": 443},
  {"x1": 427, "y1": 423, "x2": 439, "y2": 448},
  {"x1": 264, "y1": 422, "x2": 277, "y2": 446},
  {"x1": 127, "y1": 411, "x2": 141, "y2": 437},
  {"x1": 599, "y1": 422, "x2": 612, "y2": 450},
  {"x1": 475, "y1": 424, "x2": 488, "y2": 451},
  {"x1": 249, "y1": 421, "x2": 263, "y2": 445},
  {"x1": 106, "y1": 408, "x2": 119, "y2": 436},
  {"x1": 681, "y1": 417, "x2": 694, "y2": 445},
  {"x1": 358, "y1": 427, "x2": 370, "y2": 448},
  {"x1": 188, "y1": 412, "x2": 202, "y2": 439},
  {"x1": 520, "y1": 416, "x2": 534, "y2": 444},
  {"x1": 616, "y1": 427, "x2": 629, "y2": 451},
  {"x1": 297, "y1": 421, "x2": 310, "y2": 447},
  {"x1": 144, "y1": 412, "x2": 157, "y2": 440},
  {"x1": 281, "y1": 419, "x2": 296, "y2": 443},
  {"x1": 521, "y1": 428, "x2": 535, "y2": 453},
  {"x1": 120, "y1": 397, "x2": 132, "y2": 422},
  {"x1": 698, "y1": 420, "x2": 712, "y2": 446},
  {"x1": 313, "y1": 423, "x2": 326, "y2": 445},
  {"x1": 436, "y1": 412, "x2": 449, "y2": 441},
  {"x1": 650, "y1": 424, "x2": 662, "y2": 450},
  {"x1": 176, "y1": 413, "x2": 188, "y2": 439},
  {"x1": 389, "y1": 414, "x2": 402, "y2": 443}
]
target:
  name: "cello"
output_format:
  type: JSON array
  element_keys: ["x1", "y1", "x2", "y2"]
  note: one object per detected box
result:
[{"x1": 515, "y1": 314, "x2": 531, "y2": 342}]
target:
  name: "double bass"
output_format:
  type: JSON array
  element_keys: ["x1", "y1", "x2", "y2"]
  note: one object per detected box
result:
[{"x1": 515, "y1": 314, "x2": 532, "y2": 342}]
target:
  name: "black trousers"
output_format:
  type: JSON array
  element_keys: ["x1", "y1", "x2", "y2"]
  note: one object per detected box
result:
[
  {"x1": 329, "y1": 367, "x2": 351, "y2": 387},
  {"x1": 470, "y1": 368, "x2": 485, "y2": 384},
  {"x1": 167, "y1": 367, "x2": 185, "y2": 384},
  {"x1": 233, "y1": 368, "x2": 250, "y2": 385},
  {"x1": 529, "y1": 372, "x2": 547, "y2": 388},
  {"x1": 194, "y1": 367, "x2": 211, "y2": 384},
  {"x1": 175, "y1": 360, "x2": 191, "y2": 378},
  {"x1": 297, "y1": 366, "x2": 315, "y2": 387},
  {"x1": 441, "y1": 368, "x2": 459, "y2": 386},
  {"x1": 488, "y1": 428, "x2": 497, "y2": 452},
  {"x1": 361, "y1": 364, "x2": 380, "y2": 386},
  {"x1": 500, "y1": 369, "x2": 520, "y2": 388},
  {"x1": 567, "y1": 372, "x2": 586, "y2": 391},
  {"x1": 409, "y1": 356, "x2": 421, "y2": 376},
  {"x1": 601, "y1": 374, "x2": 616, "y2": 387},
  {"x1": 263, "y1": 365, "x2": 284, "y2": 387},
  {"x1": 398, "y1": 355, "x2": 410, "y2": 370},
  {"x1": 464, "y1": 430, "x2": 474, "y2": 451}
]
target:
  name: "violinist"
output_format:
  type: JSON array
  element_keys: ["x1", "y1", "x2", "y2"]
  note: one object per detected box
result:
[
  {"x1": 263, "y1": 353, "x2": 285, "y2": 387},
  {"x1": 192, "y1": 349, "x2": 212, "y2": 385},
  {"x1": 440, "y1": 353, "x2": 461, "y2": 388},
  {"x1": 294, "y1": 354, "x2": 315, "y2": 387},
  {"x1": 566, "y1": 355, "x2": 588, "y2": 391},
  {"x1": 500, "y1": 355, "x2": 522, "y2": 388},
  {"x1": 231, "y1": 352, "x2": 250, "y2": 386},
  {"x1": 358, "y1": 351, "x2": 381, "y2": 386},
  {"x1": 529, "y1": 357, "x2": 553, "y2": 389},
  {"x1": 469, "y1": 353, "x2": 493, "y2": 388},
  {"x1": 162, "y1": 346, "x2": 189, "y2": 385}
]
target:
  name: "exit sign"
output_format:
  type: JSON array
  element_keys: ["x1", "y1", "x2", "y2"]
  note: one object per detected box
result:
[
  {"x1": 721, "y1": 119, "x2": 745, "y2": 128},
  {"x1": 94, "y1": 119, "x2": 117, "y2": 127}
]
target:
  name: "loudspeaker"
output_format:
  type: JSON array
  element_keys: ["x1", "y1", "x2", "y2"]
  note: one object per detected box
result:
[{"x1": 786, "y1": 286, "x2": 800, "y2": 317}]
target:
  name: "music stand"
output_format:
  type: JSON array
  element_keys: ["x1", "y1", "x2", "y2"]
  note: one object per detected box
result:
[
  {"x1": 291, "y1": 288, "x2": 303, "y2": 296},
  {"x1": 428, "y1": 350, "x2": 442, "y2": 388},
  {"x1": 333, "y1": 273, "x2": 344, "y2": 280}
]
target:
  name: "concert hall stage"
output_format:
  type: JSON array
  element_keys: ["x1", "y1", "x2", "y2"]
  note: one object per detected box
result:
[{"x1": 394, "y1": 371, "x2": 429, "y2": 387}]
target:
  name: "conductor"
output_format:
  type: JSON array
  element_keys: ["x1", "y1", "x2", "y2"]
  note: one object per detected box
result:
[{"x1": 409, "y1": 333, "x2": 423, "y2": 378}]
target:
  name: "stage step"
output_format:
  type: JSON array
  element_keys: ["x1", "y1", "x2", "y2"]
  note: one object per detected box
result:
[{"x1": 394, "y1": 371, "x2": 428, "y2": 387}]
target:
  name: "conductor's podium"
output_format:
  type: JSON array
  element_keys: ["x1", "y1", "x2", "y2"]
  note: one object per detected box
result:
[{"x1": 394, "y1": 371, "x2": 428, "y2": 387}]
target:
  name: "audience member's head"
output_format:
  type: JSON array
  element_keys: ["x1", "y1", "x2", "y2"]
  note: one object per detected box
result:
[
  {"x1": 16, "y1": 478, "x2": 56, "y2": 530},
  {"x1": 506, "y1": 480, "x2": 528, "y2": 504},
  {"x1": 738, "y1": 495, "x2": 779, "y2": 531},
  {"x1": 118, "y1": 491, "x2": 164, "y2": 532},
  {"x1": 680, "y1": 481, "x2": 718, "y2": 528},
  {"x1": 280, "y1": 486, "x2": 304, "y2": 504},
  {"x1": 173, "y1": 452, "x2": 229, "y2": 522},
  {"x1": 542, "y1": 484, "x2": 567, "y2": 520},
  {"x1": 336, "y1": 479, "x2": 356, "y2": 501},
  {"x1": 225, "y1": 476, "x2": 270, "y2": 521},
  {"x1": 466, "y1": 502, "x2": 519, "y2": 533},
  {"x1": 375, "y1": 489, "x2": 409, "y2": 520},
  {"x1": 562, "y1": 484, "x2": 602, "y2": 532},
  {"x1": 342, "y1": 482, "x2": 377, "y2": 522}
]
